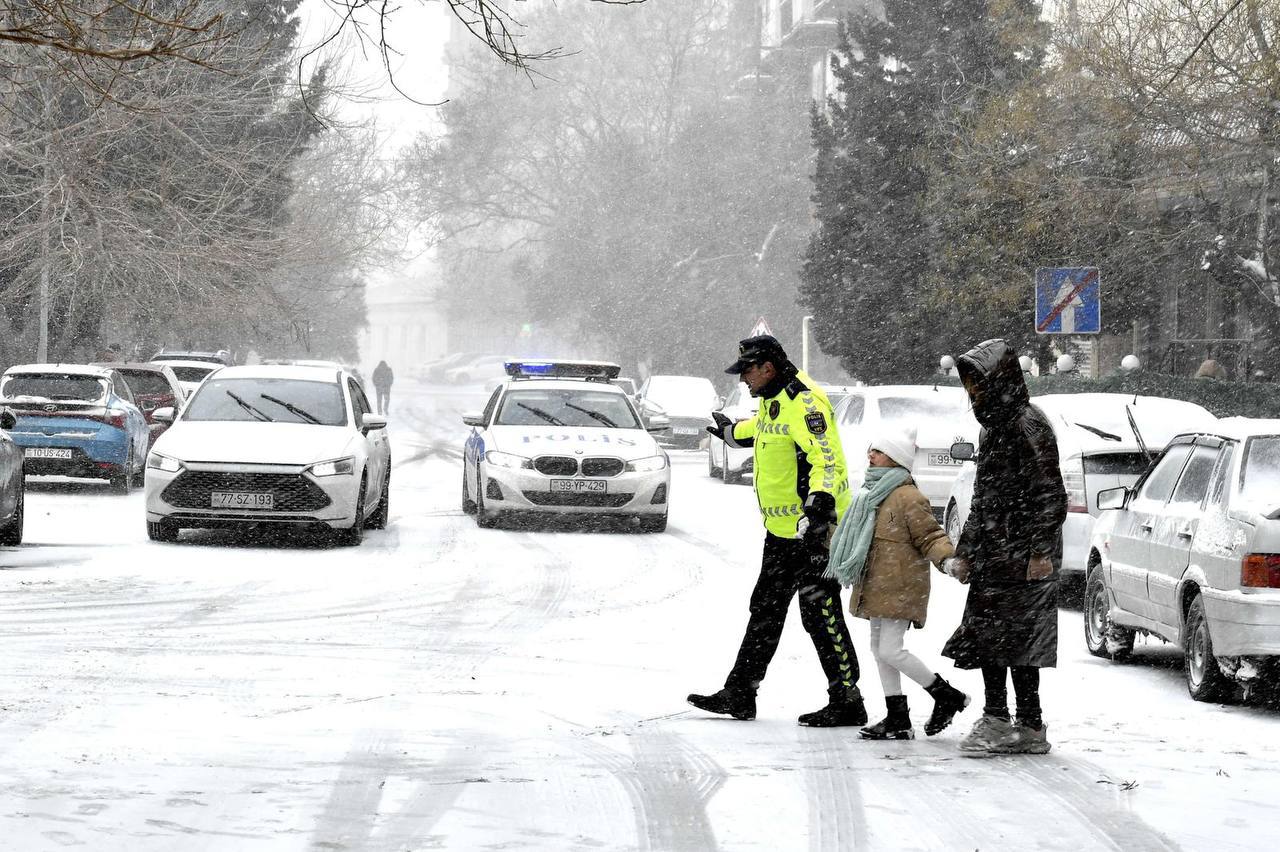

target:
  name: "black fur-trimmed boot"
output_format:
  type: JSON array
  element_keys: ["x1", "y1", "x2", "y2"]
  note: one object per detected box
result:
[
  {"x1": 687, "y1": 688, "x2": 756, "y2": 721},
  {"x1": 859, "y1": 694, "x2": 914, "y2": 740},
  {"x1": 798, "y1": 684, "x2": 868, "y2": 727},
  {"x1": 923, "y1": 674, "x2": 971, "y2": 736}
]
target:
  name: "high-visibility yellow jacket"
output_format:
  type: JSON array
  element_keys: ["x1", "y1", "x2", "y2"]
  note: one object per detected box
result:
[{"x1": 726, "y1": 370, "x2": 851, "y2": 538}]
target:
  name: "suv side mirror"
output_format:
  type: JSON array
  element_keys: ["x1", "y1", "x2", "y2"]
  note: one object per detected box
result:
[
  {"x1": 461, "y1": 411, "x2": 485, "y2": 428},
  {"x1": 646, "y1": 414, "x2": 671, "y2": 433},
  {"x1": 152, "y1": 407, "x2": 175, "y2": 424},
  {"x1": 0, "y1": 408, "x2": 15, "y2": 431},
  {"x1": 1097, "y1": 486, "x2": 1129, "y2": 510},
  {"x1": 949, "y1": 441, "x2": 976, "y2": 462}
]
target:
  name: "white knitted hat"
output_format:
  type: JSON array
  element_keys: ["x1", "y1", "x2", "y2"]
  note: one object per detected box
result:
[{"x1": 869, "y1": 425, "x2": 917, "y2": 470}]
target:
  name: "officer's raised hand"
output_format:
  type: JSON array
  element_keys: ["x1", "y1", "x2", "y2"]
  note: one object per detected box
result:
[
  {"x1": 797, "y1": 491, "x2": 837, "y2": 571},
  {"x1": 706, "y1": 411, "x2": 734, "y2": 441}
]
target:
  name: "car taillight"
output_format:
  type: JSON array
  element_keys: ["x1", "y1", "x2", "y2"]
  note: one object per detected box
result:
[
  {"x1": 1062, "y1": 460, "x2": 1088, "y2": 513},
  {"x1": 99, "y1": 411, "x2": 126, "y2": 429},
  {"x1": 1242, "y1": 554, "x2": 1280, "y2": 588}
]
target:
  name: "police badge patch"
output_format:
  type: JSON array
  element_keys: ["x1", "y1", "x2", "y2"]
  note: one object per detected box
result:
[
  {"x1": 805, "y1": 411, "x2": 827, "y2": 434},
  {"x1": 768, "y1": 400, "x2": 780, "y2": 420}
]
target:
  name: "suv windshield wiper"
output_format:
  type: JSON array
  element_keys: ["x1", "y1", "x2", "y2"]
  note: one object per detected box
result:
[
  {"x1": 1072, "y1": 422, "x2": 1122, "y2": 442},
  {"x1": 226, "y1": 390, "x2": 272, "y2": 422},
  {"x1": 516, "y1": 402, "x2": 566, "y2": 426},
  {"x1": 259, "y1": 393, "x2": 322, "y2": 424},
  {"x1": 563, "y1": 401, "x2": 617, "y2": 427}
]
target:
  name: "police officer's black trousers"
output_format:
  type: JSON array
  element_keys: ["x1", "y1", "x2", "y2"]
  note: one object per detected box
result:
[{"x1": 724, "y1": 533, "x2": 860, "y2": 699}]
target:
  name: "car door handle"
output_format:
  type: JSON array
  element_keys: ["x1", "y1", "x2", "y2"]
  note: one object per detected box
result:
[
  {"x1": 1177, "y1": 525, "x2": 1194, "y2": 539},
  {"x1": 1139, "y1": 522, "x2": 1154, "y2": 532}
]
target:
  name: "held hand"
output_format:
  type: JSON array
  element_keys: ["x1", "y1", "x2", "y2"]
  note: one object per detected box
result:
[
  {"x1": 1027, "y1": 555, "x2": 1054, "y2": 581},
  {"x1": 706, "y1": 411, "x2": 733, "y2": 441},
  {"x1": 945, "y1": 557, "x2": 971, "y2": 584}
]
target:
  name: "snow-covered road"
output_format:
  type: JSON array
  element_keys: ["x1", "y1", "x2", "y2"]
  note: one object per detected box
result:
[{"x1": 1, "y1": 381, "x2": 1276, "y2": 850}]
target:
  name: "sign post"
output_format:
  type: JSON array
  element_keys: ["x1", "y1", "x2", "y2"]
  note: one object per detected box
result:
[{"x1": 1035, "y1": 267, "x2": 1101, "y2": 334}]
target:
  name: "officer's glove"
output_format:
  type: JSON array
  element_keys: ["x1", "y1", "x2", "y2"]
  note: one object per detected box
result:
[
  {"x1": 801, "y1": 492, "x2": 837, "y2": 572},
  {"x1": 706, "y1": 411, "x2": 734, "y2": 441}
]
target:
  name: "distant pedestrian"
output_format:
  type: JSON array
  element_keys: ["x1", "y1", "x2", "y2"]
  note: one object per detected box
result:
[
  {"x1": 687, "y1": 335, "x2": 867, "y2": 726},
  {"x1": 372, "y1": 360, "x2": 394, "y2": 415},
  {"x1": 826, "y1": 425, "x2": 970, "y2": 740},
  {"x1": 944, "y1": 339, "x2": 1067, "y2": 755}
]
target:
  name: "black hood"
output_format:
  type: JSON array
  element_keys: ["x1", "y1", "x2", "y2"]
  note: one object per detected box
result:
[{"x1": 956, "y1": 339, "x2": 1029, "y2": 429}]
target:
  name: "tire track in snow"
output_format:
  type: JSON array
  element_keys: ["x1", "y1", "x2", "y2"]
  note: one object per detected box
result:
[{"x1": 801, "y1": 729, "x2": 869, "y2": 851}]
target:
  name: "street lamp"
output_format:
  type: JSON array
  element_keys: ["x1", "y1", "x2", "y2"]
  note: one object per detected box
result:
[
  {"x1": 1055, "y1": 353, "x2": 1076, "y2": 374},
  {"x1": 1121, "y1": 354, "x2": 1141, "y2": 372},
  {"x1": 1018, "y1": 355, "x2": 1034, "y2": 374},
  {"x1": 939, "y1": 355, "x2": 955, "y2": 375},
  {"x1": 801, "y1": 315, "x2": 814, "y2": 374}
]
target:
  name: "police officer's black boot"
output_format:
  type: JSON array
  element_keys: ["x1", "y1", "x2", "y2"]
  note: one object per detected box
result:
[
  {"x1": 797, "y1": 684, "x2": 868, "y2": 727},
  {"x1": 859, "y1": 695, "x2": 914, "y2": 740},
  {"x1": 687, "y1": 688, "x2": 756, "y2": 721}
]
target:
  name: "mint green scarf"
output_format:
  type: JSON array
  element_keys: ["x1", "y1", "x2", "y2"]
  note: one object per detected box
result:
[{"x1": 824, "y1": 466, "x2": 911, "y2": 588}]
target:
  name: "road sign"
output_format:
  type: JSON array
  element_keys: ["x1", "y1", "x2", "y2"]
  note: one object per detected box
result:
[
  {"x1": 749, "y1": 316, "x2": 773, "y2": 338},
  {"x1": 1035, "y1": 267, "x2": 1101, "y2": 334}
]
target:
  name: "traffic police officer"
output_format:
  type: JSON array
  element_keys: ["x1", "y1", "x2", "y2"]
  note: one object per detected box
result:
[{"x1": 687, "y1": 335, "x2": 867, "y2": 726}]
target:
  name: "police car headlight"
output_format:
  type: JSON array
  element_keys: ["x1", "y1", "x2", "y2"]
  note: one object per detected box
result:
[
  {"x1": 486, "y1": 451, "x2": 532, "y2": 469},
  {"x1": 626, "y1": 455, "x2": 667, "y2": 473},
  {"x1": 146, "y1": 452, "x2": 184, "y2": 473}
]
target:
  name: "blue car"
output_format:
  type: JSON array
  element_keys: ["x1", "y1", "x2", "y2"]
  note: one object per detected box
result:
[{"x1": 0, "y1": 364, "x2": 150, "y2": 493}]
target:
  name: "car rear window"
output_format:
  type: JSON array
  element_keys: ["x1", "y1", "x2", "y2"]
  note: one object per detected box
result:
[
  {"x1": 879, "y1": 394, "x2": 968, "y2": 424},
  {"x1": 1240, "y1": 436, "x2": 1280, "y2": 507},
  {"x1": 495, "y1": 389, "x2": 641, "y2": 429},
  {"x1": 1082, "y1": 453, "x2": 1152, "y2": 476},
  {"x1": 1, "y1": 374, "x2": 106, "y2": 402},
  {"x1": 120, "y1": 371, "x2": 174, "y2": 398},
  {"x1": 170, "y1": 366, "x2": 217, "y2": 383},
  {"x1": 184, "y1": 378, "x2": 347, "y2": 426}
]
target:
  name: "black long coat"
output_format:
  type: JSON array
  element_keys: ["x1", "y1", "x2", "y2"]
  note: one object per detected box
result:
[{"x1": 941, "y1": 340, "x2": 1068, "y2": 669}]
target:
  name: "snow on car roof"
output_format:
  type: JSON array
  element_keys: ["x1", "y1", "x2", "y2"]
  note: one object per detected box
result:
[
  {"x1": 500, "y1": 378, "x2": 626, "y2": 394},
  {"x1": 856, "y1": 384, "x2": 967, "y2": 398},
  {"x1": 3, "y1": 363, "x2": 112, "y2": 378},
  {"x1": 214, "y1": 364, "x2": 345, "y2": 381},
  {"x1": 1032, "y1": 393, "x2": 1217, "y2": 450},
  {"x1": 1203, "y1": 417, "x2": 1280, "y2": 441}
]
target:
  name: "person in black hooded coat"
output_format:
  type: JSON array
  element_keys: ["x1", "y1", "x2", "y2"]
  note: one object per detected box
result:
[{"x1": 943, "y1": 339, "x2": 1067, "y2": 755}]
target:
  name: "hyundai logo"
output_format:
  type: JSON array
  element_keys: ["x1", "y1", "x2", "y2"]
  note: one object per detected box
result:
[{"x1": 43, "y1": 404, "x2": 56, "y2": 412}]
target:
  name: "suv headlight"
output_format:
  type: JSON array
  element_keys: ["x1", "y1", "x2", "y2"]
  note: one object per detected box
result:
[
  {"x1": 485, "y1": 450, "x2": 532, "y2": 469},
  {"x1": 146, "y1": 452, "x2": 183, "y2": 473},
  {"x1": 626, "y1": 455, "x2": 667, "y2": 472},
  {"x1": 310, "y1": 457, "x2": 355, "y2": 477}
]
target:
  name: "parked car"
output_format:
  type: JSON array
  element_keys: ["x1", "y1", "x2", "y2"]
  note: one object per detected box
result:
[
  {"x1": 461, "y1": 360, "x2": 670, "y2": 531},
  {"x1": 0, "y1": 364, "x2": 149, "y2": 492},
  {"x1": 426, "y1": 352, "x2": 483, "y2": 382},
  {"x1": 144, "y1": 364, "x2": 391, "y2": 545},
  {"x1": 1085, "y1": 419, "x2": 1280, "y2": 702},
  {"x1": 446, "y1": 355, "x2": 509, "y2": 385},
  {"x1": 152, "y1": 349, "x2": 233, "y2": 366},
  {"x1": 832, "y1": 384, "x2": 978, "y2": 513},
  {"x1": 637, "y1": 374, "x2": 720, "y2": 449},
  {"x1": 0, "y1": 407, "x2": 25, "y2": 544},
  {"x1": 944, "y1": 393, "x2": 1218, "y2": 577},
  {"x1": 706, "y1": 381, "x2": 758, "y2": 483},
  {"x1": 610, "y1": 376, "x2": 638, "y2": 399},
  {"x1": 92, "y1": 362, "x2": 185, "y2": 449},
  {"x1": 151, "y1": 358, "x2": 222, "y2": 398}
]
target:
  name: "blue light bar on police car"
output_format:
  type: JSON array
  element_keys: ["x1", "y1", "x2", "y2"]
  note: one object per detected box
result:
[{"x1": 504, "y1": 360, "x2": 622, "y2": 381}]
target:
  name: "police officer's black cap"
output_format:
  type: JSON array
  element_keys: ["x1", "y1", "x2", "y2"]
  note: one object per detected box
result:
[{"x1": 725, "y1": 335, "x2": 788, "y2": 374}]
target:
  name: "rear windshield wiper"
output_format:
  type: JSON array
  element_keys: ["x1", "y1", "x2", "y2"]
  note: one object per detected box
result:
[
  {"x1": 516, "y1": 402, "x2": 566, "y2": 426},
  {"x1": 226, "y1": 390, "x2": 273, "y2": 422},
  {"x1": 1072, "y1": 422, "x2": 1122, "y2": 442},
  {"x1": 564, "y1": 401, "x2": 617, "y2": 427},
  {"x1": 259, "y1": 393, "x2": 322, "y2": 425}
]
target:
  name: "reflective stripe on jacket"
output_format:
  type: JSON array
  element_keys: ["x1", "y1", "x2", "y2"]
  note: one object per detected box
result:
[{"x1": 730, "y1": 370, "x2": 851, "y2": 538}]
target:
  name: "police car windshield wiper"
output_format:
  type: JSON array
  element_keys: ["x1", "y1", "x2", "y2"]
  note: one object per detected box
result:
[
  {"x1": 517, "y1": 402, "x2": 565, "y2": 426},
  {"x1": 259, "y1": 393, "x2": 322, "y2": 424},
  {"x1": 226, "y1": 390, "x2": 273, "y2": 422},
  {"x1": 563, "y1": 401, "x2": 616, "y2": 427}
]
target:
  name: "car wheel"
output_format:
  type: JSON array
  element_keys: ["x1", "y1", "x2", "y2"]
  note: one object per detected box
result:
[
  {"x1": 146, "y1": 518, "x2": 179, "y2": 543},
  {"x1": 707, "y1": 445, "x2": 721, "y2": 478},
  {"x1": 366, "y1": 468, "x2": 390, "y2": 530},
  {"x1": 1185, "y1": 593, "x2": 1232, "y2": 702},
  {"x1": 944, "y1": 500, "x2": 961, "y2": 543},
  {"x1": 461, "y1": 464, "x2": 478, "y2": 514},
  {"x1": 476, "y1": 477, "x2": 500, "y2": 528},
  {"x1": 110, "y1": 449, "x2": 133, "y2": 494},
  {"x1": 640, "y1": 513, "x2": 668, "y2": 533},
  {"x1": 0, "y1": 484, "x2": 24, "y2": 546},
  {"x1": 338, "y1": 475, "x2": 367, "y2": 546},
  {"x1": 1084, "y1": 566, "x2": 1134, "y2": 661}
]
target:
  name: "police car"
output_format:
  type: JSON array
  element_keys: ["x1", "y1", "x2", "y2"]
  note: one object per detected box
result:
[{"x1": 461, "y1": 360, "x2": 671, "y2": 531}]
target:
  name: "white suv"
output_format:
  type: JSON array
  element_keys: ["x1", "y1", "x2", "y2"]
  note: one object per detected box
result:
[{"x1": 1086, "y1": 419, "x2": 1280, "y2": 701}]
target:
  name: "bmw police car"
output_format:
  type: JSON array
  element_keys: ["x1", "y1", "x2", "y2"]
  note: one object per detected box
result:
[{"x1": 461, "y1": 360, "x2": 671, "y2": 531}]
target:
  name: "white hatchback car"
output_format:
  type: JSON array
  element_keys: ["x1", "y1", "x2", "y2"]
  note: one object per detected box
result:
[
  {"x1": 1086, "y1": 419, "x2": 1280, "y2": 701},
  {"x1": 144, "y1": 365, "x2": 390, "y2": 545},
  {"x1": 833, "y1": 385, "x2": 978, "y2": 513},
  {"x1": 706, "y1": 381, "x2": 758, "y2": 484},
  {"x1": 461, "y1": 361, "x2": 671, "y2": 531},
  {"x1": 944, "y1": 394, "x2": 1218, "y2": 576}
]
